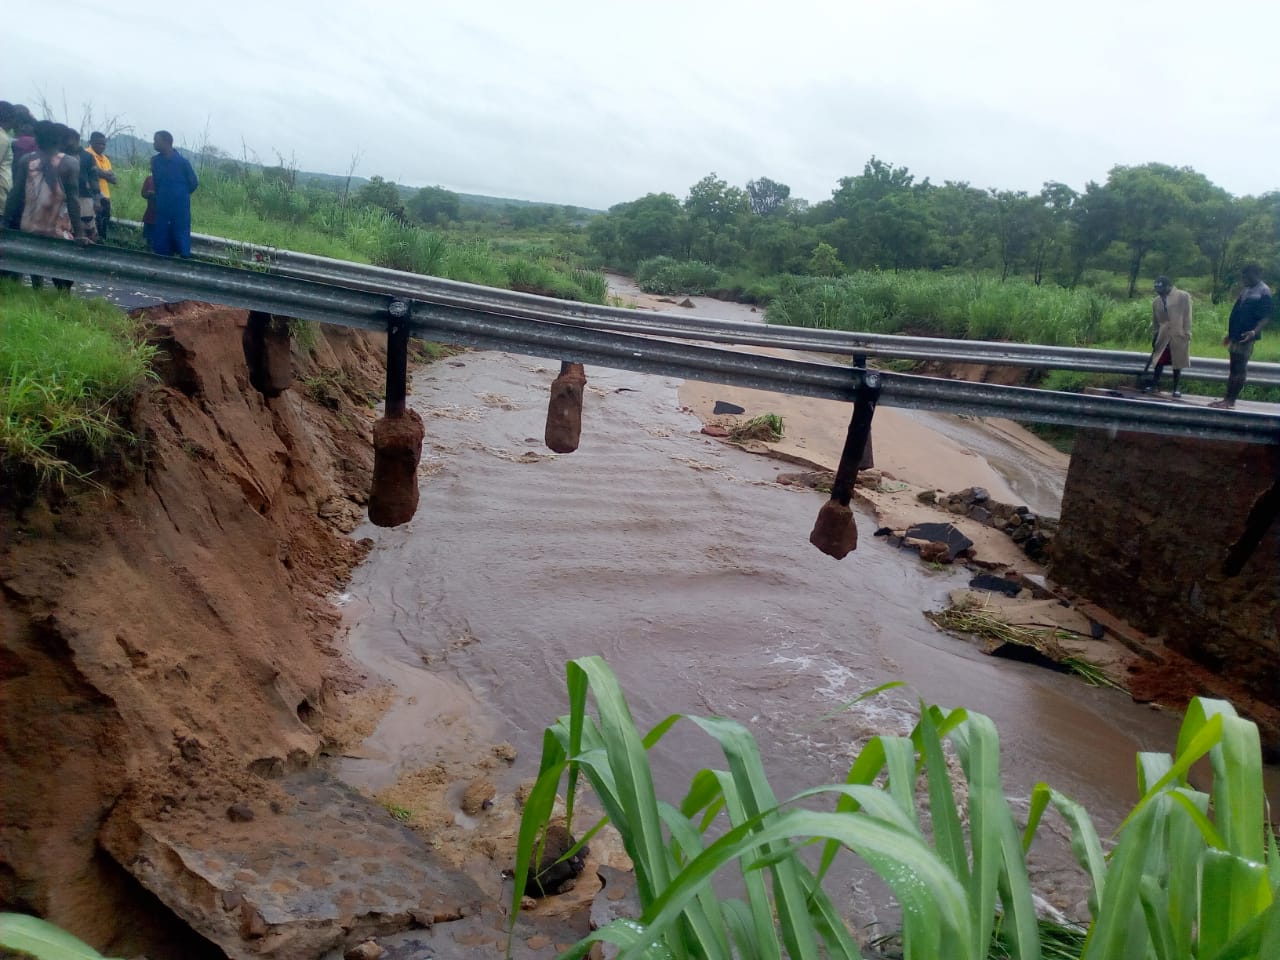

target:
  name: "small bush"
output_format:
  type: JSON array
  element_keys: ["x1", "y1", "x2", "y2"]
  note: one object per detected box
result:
[{"x1": 635, "y1": 256, "x2": 723, "y2": 296}]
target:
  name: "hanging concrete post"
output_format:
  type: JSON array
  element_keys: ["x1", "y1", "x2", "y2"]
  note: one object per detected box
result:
[
  {"x1": 810, "y1": 374, "x2": 881, "y2": 559},
  {"x1": 242, "y1": 311, "x2": 294, "y2": 397},
  {"x1": 853, "y1": 353, "x2": 874, "y2": 469},
  {"x1": 368, "y1": 300, "x2": 424, "y2": 528},
  {"x1": 544, "y1": 361, "x2": 587, "y2": 453}
]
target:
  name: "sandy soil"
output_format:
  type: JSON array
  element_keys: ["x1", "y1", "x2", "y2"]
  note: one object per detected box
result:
[{"x1": 678, "y1": 375, "x2": 1068, "y2": 571}]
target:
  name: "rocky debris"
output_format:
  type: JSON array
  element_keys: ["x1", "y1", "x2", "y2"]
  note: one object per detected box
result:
[
  {"x1": 226, "y1": 802, "x2": 255, "y2": 823},
  {"x1": 918, "y1": 541, "x2": 951, "y2": 564},
  {"x1": 700, "y1": 424, "x2": 730, "y2": 438},
  {"x1": 711, "y1": 400, "x2": 745, "y2": 415},
  {"x1": 459, "y1": 778, "x2": 496, "y2": 816},
  {"x1": 344, "y1": 941, "x2": 385, "y2": 960},
  {"x1": 491, "y1": 742, "x2": 517, "y2": 764},
  {"x1": 903, "y1": 522, "x2": 973, "y2": 563},
  {"x1": 934, "y1": 487, "x2": 1058, "y2": 562},
  {"x1": 678, "y1": 297, "x2": 695, "y2": 308},
  {"x1": 524, "y1": 824, "x2": 588, "y2": 898},
  {"x1": 100, "y1": 771, "x2": 481, "y2": 960}
]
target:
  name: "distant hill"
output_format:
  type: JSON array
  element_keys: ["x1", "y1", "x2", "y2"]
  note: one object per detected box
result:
[{"x1": 104, "y1": 133, "x2": 602, "y2": 219}]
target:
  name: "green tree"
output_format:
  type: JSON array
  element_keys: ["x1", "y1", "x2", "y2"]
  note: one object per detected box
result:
[
  {"x1": 1098, "y1": 164, "x2": 1197, "y2": 297},
  {"x1": 587, "y1": 193, "x2": 688, "y2": 268},
  {"x1": 356, "y1": 175, "x2": 408, "y2": 222},
  {"x1": 407, "y1": 185, "x2": 460, "y2": 225},
  {"x1": 808, "y1": 241, "x2": 843, "y2": 276},
  {"x1": 746, "y1": 176, "x2": 791, "y2": 217},
  {"x1": 685, "y1": 173, "x2": 749, "y2": 264}
]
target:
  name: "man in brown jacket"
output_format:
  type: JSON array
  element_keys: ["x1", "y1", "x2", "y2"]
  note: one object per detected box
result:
[{"x1": 1144, "y1": 275, "x2": 1192, "y2": 397}]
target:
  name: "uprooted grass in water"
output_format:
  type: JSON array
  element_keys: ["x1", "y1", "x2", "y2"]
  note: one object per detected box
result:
[
  {"x1": 0, "y1": 286, "x2": 157, "y2": 489},
  {"x1": 926, "y1": 599, "x2": 1125, "y2": 690},
  {"x1": 729, "y1": 412, "x2": 785, "y2": 443}
]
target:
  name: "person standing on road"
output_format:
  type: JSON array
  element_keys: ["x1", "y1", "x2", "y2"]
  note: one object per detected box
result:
[
  {"x1": 1144, "y1": 275, "x2": 1192, "y2": 398},
  {"x1": 63, "y1": 128, "x2": 100, "y2": 242},
  {"x1": 87, "y1": 131, "x2": 117, "y2": 241},
  {"x1": 1211, "y1": 264, "x2": 1273, "y2": 410},
  {"x1": 150, "y1": 130, "x2": 198, "y2": 257},
  {"x1": 0, "y1": 102, "x2": 15, "y2": 214},
  {"x1": 2, "y1": 119, "x2": 89, "y2": 290}
]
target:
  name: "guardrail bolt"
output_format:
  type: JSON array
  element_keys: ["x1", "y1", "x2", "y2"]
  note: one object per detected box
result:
[
  {"x1": 810, "y1": 378, "x2": 881, "y2": 559},
  {"x1": 241, "y1": 311, "x2": 294, "y2": 398},
  {"x1": 369, "y1": 305, "x2": 424, "y2": 527},
  {"x1": 545, "y1": 361, "x2": 587, "y2": 453}
]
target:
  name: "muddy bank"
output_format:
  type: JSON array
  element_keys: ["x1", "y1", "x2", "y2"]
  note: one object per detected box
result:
[{"x1": 0, "y1": 305, "x2": 472, "y2": 958}]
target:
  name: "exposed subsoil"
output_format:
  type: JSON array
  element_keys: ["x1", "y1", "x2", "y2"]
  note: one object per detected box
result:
[{"x1": 0, "y1": 303, "x2": 424, "y2": 958}]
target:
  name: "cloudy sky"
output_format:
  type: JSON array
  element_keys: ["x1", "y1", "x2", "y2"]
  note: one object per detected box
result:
[{"x1": 8, "y1": 1, "x2": 1280, "y2": 208}]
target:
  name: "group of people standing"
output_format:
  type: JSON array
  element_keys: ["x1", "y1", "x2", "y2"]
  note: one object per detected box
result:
[
  {"x1": 0, "y1": 100, "x2": 200, "y2": 276},
  {"x1": 1143, "y1": 266, "x2": 1273, "y2": 409}
]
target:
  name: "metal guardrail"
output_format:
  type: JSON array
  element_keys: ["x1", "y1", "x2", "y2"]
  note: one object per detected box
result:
[
  {"x1": 115, "y1": 221, "x2": 1280, "y2": 388},
  {"x1": 6, "y1": 231, "x2": 1280, "y2": 445}
]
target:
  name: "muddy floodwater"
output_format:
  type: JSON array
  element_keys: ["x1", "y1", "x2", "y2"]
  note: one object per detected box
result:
[{"x1": 333, "y1": 336, "x2": 1207, "y2": 928}]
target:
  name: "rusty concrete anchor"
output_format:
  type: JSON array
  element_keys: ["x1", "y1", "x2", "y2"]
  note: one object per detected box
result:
[
  {"x1": 242, "y1": 310, "x2": 294, "y2": 398},
  {"x1": 368, "y1": 299, "x2": 424, "y2": 528},
  {"x1": 545, "y1": 360, "x2": 587, "y2": 453},
  {"x1": 810, "y1": 373, "x2": 881, "y2": 559}
]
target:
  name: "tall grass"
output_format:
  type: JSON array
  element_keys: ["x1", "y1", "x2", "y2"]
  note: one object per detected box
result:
[
  {"x1": 0, "y1": 286, "x2": 156, "y2": 488},
  {"x1": 766, "y1": 273, "x2": 1280, "y2": 362},
  {"x1": 109, "y1": 165, "x2": 609, "y2": 304},
  {"x1": 514, "y1": 656, "x2": 1278, "y2": 960}
]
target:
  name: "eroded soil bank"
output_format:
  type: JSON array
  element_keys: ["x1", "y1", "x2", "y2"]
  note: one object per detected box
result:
[{"x1": 0, "y1": 305, "x2": 478, "y2": 959}]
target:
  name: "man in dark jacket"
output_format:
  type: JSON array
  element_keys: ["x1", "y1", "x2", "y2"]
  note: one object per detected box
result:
[
  {"x1": 1211, "y1": 263, "x2": 1273, "y2": 409},
  {"x1": 150, "y1": 129, "x2": 198, "y2": 256}
]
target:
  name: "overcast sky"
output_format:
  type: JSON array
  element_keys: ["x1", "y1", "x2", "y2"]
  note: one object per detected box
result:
[{"x1": 8, "y1": 1, "x2": 1280, "y2": 208}]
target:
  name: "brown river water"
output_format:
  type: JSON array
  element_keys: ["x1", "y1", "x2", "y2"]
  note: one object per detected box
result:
[{"x1": 333, "y1": 315, "x2": 1204, "y2": 927}]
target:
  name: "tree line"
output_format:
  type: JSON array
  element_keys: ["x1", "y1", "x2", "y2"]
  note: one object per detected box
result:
[{"x1": 586, "y1": 159, "x2": 1280, "y2": 302}]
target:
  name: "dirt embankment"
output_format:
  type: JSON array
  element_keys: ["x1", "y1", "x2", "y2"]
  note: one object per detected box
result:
[{"x1": 0, "y1": 304, "x2": 387, "y2": 957}]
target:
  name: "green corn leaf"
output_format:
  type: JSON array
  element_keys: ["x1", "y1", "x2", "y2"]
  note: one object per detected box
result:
[
  {"x1": 692, "y1": 715, "x2": 822, "y2": 960},
  {"x1": 1166, "y1": 788, "x2": 1210, "y2": 959},
  {"x1": 659, "y1": 803, "x2": 733, "y2": 960},
  {"x1": 1138, "y1": 875, "x2": 1176, "y2": 960},
  {"x1": 1204, "y1": 899, "x2": 1280, "y2": 960},
  {"x1": 714, "y1": 770, "x2": 781, "y2": 960},
  {"x1": 918, "y1": 704, "x2": 969, "y2": 886},
  {"x1": 1136, "y1": 752, "x2": 1173, "y2": 795},
  {"x1": 1199, "y1": 849, "x2": 1271, "y2": 959},
  {"x1": 1082, "y1": 794, "x2": 1165, "y2": 960},
  {"x1": 0, "y1": 914, "x2": 121, "y2": 960},
  {"x1": 627, "y1": 809, "x2": 972, "y2": 960}
]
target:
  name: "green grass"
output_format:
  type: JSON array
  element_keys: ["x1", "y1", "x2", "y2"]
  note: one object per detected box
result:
[
  {"x1": 109, "y1": 165, "x2": 609, "y2": 304},
  {"x1": 0, "y1": 285, "x2": 156, "y2": 489},
  {"x1": 766, "y1": 272, "x2": 1280, "y2": 363},
  {"x1": 514, "y1": 656, "x2": 1278, "y2": 960}
]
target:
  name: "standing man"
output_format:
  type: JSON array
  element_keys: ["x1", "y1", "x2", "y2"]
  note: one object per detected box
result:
[
  {"x1": 3, "y1": 119, "x2": 88, "y2": 289},
  {"x1": 150, "y1": 130, "x2": 198, "y2": 257},
  {"x1": 1144, "y1": 275, "x2": 1192, "y2": 398},
  {"x1": 0, "y1": 102, "x2": 15, "y2": 214},
  {"x1": 63, "y1": 128, "x2": 99, "y2": 242},
  {"x1": 1211, "y1": 263, "x2": 1273, "y2": 410},
  {"x1": 87, "y1": 131, "x2": 117, "y2": 241}
]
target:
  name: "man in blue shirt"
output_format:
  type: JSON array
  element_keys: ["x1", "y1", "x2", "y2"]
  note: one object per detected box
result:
[
  {"x1": 1210, "y1": 263, "x2": 1273, "y2": 409},
  {"x1": 150, "y1": 130, "x2": 198, "y2": 256}
]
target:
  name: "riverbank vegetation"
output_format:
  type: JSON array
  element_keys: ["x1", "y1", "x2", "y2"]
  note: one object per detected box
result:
[
  {"x1": 516, "y1": 656, "x2": 1278, "y2": 960},
  {"x1": 0, "y1": 286, "x2": 156, "y2": 493},
  {"x1": 107, "y1": 163, "x2": 608, "y2": 304}
]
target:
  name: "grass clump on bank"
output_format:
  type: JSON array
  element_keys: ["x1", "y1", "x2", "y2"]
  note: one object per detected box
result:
[{"x1": 0, "y1": 285, "x2": 156, "y2": 489}]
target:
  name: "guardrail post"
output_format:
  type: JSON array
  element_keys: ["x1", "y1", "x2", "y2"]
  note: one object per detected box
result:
[
  {"x1": 545, "y1": 361, "x2": 587, "y2": 453},
  {"x1": 368, "y1": 300, "x2": 424, "y2": 528},
  {"x1": 810, "y1": 373, "x2": 881, "y2": 559}
]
